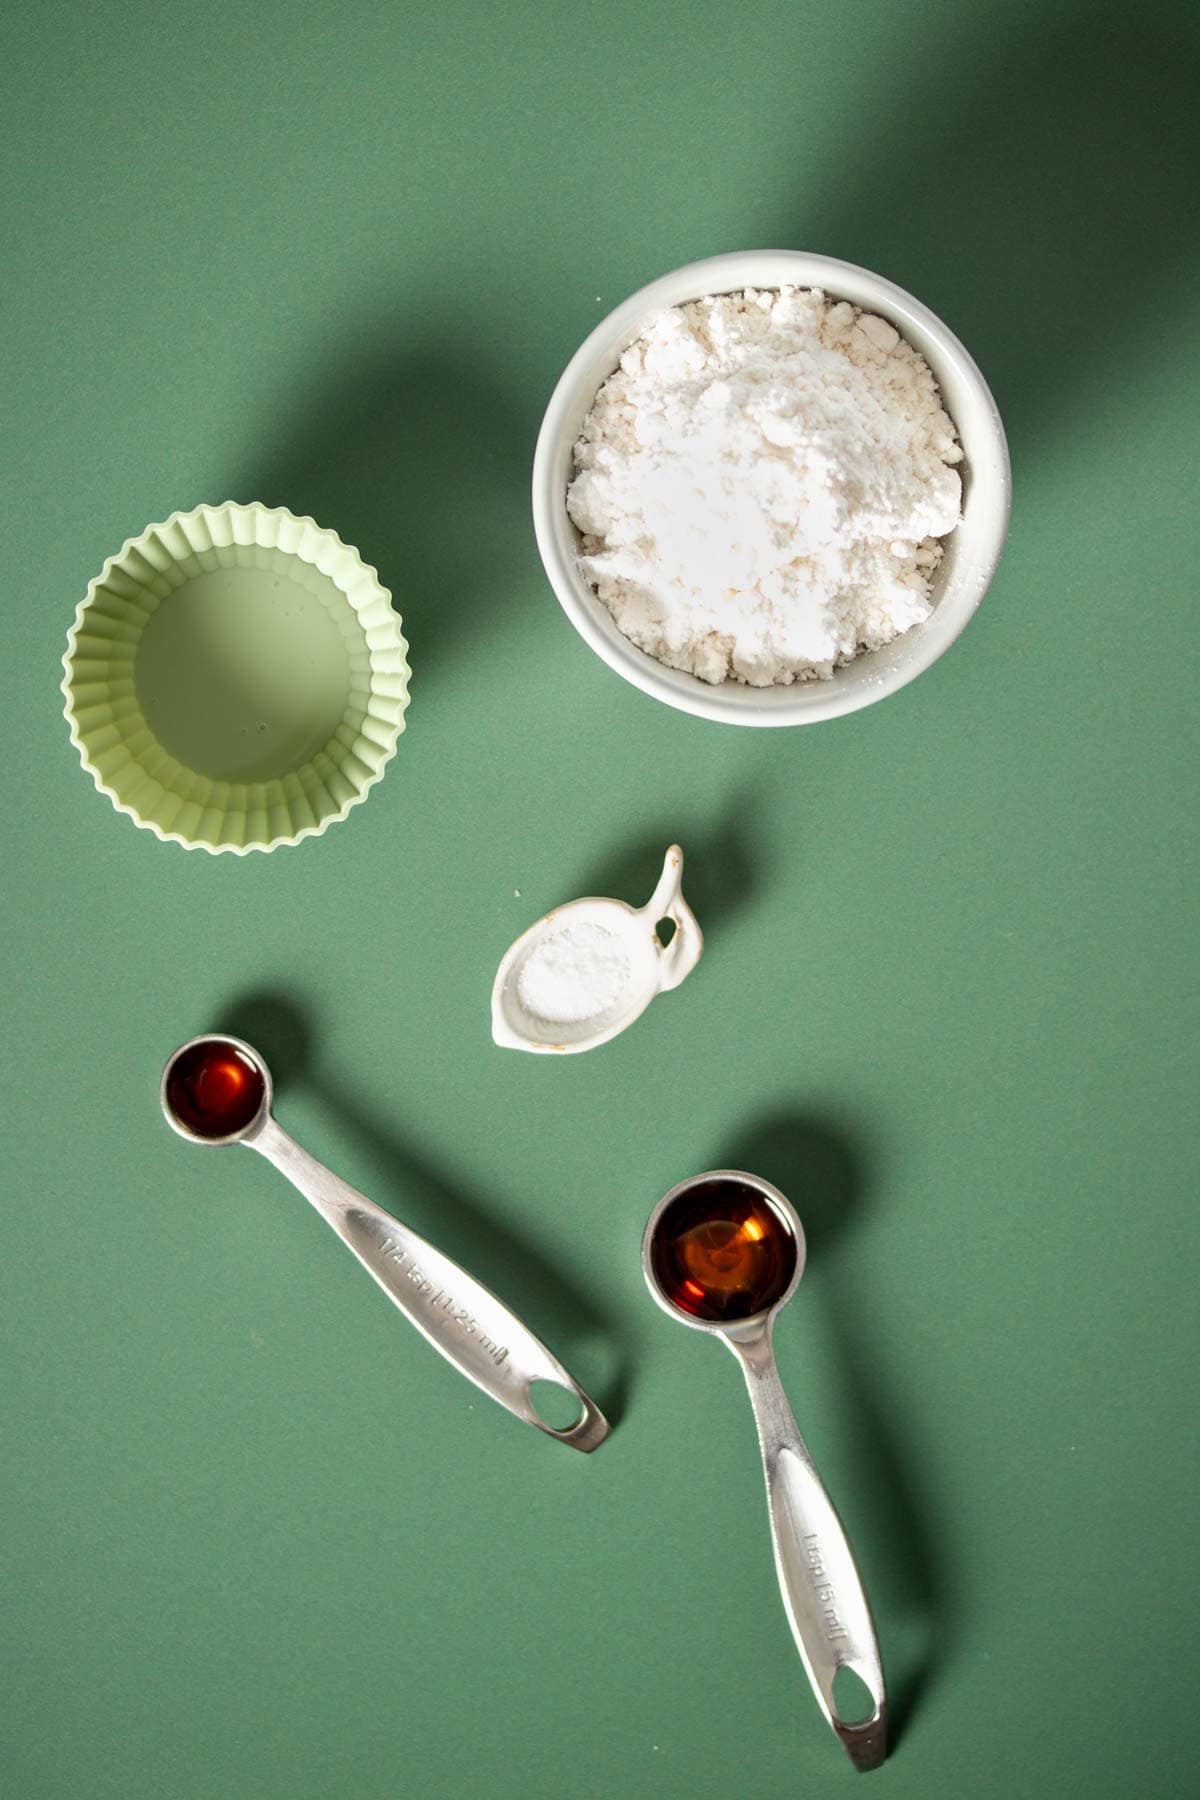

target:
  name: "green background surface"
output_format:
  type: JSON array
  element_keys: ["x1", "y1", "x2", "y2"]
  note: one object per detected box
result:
[{"x1": 3, "y1": 2, "x2": 1197, "y2": 1796}]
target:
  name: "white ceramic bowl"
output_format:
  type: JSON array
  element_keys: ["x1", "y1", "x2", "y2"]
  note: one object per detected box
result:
[{"x1": 532, "y1": 251, "x2": 1011, "y2": 726}]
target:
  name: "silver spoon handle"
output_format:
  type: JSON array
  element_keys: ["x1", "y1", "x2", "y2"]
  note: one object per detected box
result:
[
  {"x1": 730, "y1": 1328, "x2": 886, "y2": 1771},
  {"x1": 249, "y1": 1117, "x2": 609, "y2": 1452}
]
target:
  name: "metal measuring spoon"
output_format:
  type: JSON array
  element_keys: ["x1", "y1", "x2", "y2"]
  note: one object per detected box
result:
[
  {"x1": 161, "y1": 1034, "x2": 609, "y2": 1452},
  {"x1": 643, "y1": 1169, "x2": 886, "y2": 1770}
]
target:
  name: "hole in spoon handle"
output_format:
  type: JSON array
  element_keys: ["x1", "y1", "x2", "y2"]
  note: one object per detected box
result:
[
  {"x1": 528, "y1": 1383, "x2": 610, "y2": 1453},
  {"x1": 642, "y1": 846, "x2": 703, "y2": 992},
  {"x1": 834, "y1": 1703, "x2": 888, "y2": 1774},
  {"x1": 832, "y1": 1666, "x2": 887, "y2": 1772}
]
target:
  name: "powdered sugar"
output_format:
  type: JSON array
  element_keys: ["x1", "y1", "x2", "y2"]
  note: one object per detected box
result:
[
  {"x1": 567, "y1": 286, "x2": 963, "y2": 686},
  {"x1": 516, "y1": 922, "x2": 632, "y2": 1025}
]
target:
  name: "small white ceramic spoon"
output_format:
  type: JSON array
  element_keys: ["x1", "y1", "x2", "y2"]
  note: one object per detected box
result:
[{"x1": 492, "y1": 845, "x2": 703, "y2": 1054}]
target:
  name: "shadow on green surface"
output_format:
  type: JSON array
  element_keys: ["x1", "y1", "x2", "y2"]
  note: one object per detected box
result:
[
  {"x1": 570, "y1": 784, "x2": 763, "y2": 939},
  {"x1": 791, "y1": 2, "x2": 1200, "y2": 470},
  {"x1": 717, "y1": 1111, "x2": 940, "y2": 1758},
  {"x1": 235, "y1": 339, "x2": 533, "y2": 678},
  {"x1": 217, "y1": 990, "x2": 628, "y2": 1427}
]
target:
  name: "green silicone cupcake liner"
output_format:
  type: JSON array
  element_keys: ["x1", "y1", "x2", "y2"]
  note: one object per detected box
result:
[{"x1": 62, "y1": 503, "x2": 411, "y2": 853}]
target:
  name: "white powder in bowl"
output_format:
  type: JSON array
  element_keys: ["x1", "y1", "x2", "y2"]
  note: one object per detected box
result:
[
  {"x1": 566, "y1": 286, "x2": 963, "y2": 686},
  {"x1": 516, "y1": 922, "x2": 632, "y2": 1025}
]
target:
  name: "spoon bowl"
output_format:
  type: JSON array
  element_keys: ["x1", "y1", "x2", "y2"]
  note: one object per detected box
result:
[
  {"x1": 645, "y1": 1171, "x2": 804, "y2": 1330},
  {"x1": 161, "y1": 1032, "x2": 271, "y2": 1143},
  {"x1": 643, "y1": 1170, "x2": 887, "y2": 1770}
]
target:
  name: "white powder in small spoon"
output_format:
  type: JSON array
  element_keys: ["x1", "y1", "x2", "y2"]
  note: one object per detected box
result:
[{"x1": 516, "y1": 922, "x2": 632, "y2": 1025}]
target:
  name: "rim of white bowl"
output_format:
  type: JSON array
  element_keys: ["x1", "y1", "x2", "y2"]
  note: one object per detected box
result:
[{"x1": 532, "y1": 250, "x2": 1011, "y2": 727}]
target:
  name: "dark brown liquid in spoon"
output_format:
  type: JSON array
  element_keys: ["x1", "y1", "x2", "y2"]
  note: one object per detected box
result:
[
  {"x1": 166, "y1": 1039, "x2": 264, "y2": 1139},
  {"x1": 652, "y1": 1178, "x2": 797, "y2": 1322}
]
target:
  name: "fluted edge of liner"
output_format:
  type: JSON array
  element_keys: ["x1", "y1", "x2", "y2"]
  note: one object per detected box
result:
[{"x1": 62, "y1": 502, "x2": 411, "y2": 853}]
